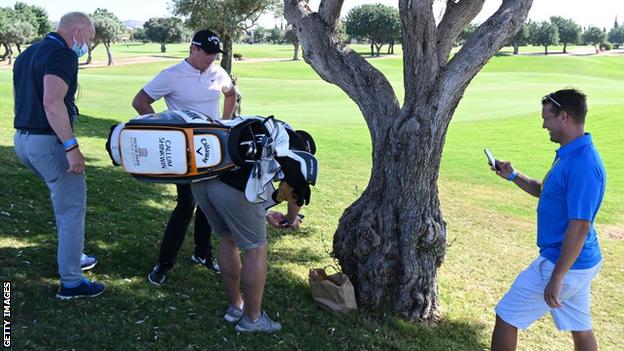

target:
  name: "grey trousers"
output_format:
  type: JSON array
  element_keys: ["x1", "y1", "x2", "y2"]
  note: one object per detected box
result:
[{"x1": 14, "y1": 131, "x2": 85, "y2": 286}]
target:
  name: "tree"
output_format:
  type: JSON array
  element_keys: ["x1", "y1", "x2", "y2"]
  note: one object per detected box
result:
[
  {"x1": 13, "y1": 2, "x2": 51, "y2": 39},
  {"x1": 283, "y1": 26, "x2": 299, "y2": 60},
  {"x1": 3, "y1": 21, "x2": 34, "y2": 63},
  {"x1": 0, "y1": 6, "x2": 15, "y2": 61},
  {"x1": 143, "y1": 17, "x2": 185, "y2": 53},
  {"x1": 284, "y1": 0, "x2": 533, "y2": 320},
  {"x1": 550, "y1": 16, "x2": 580, "y2": 53},
  {"x1": 344, "y1": 4, "x2": 400, "y2": 57},
  {"x1": 509, "y1": 20, "x2": 532, "y2": 54},
  {"x1": 172, "y1": 0, "x2": 280, "y2": 73},
  {"x1": 608, "y1": 26, "x2": 624, "y2": 48},
  {"x1": 531, "y1": 20, "x2": 559, "y2": 55},
  {"x1": 85, "y1": 8, "x2": 124, "y2": 65},
  {"x1": 582, "y1": 26, "x2": 607, "y2": 53}
]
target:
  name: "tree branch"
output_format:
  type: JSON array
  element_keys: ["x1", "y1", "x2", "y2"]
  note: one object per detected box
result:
[
  {"x1": 318, "y1": 0, "x2": 343, "y2": 29},
  {"x1": 438, "y1": 0, "x2": 532, "y2": 129},
  {"x1": 436, "y1": 0, "x2": 485, "y2": 66},
  {"x1": 283, "y1": 0, "x2": 400, "y2": 138},
  {"x1": 399, "y1": 0, "x2": 438, "y2": 106}
]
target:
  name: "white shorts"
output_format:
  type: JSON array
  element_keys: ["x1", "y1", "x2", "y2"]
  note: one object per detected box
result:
[{"x1": 495, "y1": 256, "x2": 601, "y2": 331}]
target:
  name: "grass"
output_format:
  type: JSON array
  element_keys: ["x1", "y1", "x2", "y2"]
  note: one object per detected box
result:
[{"x1": 0, "y1": 50, "x2": 623, "y2": 350}]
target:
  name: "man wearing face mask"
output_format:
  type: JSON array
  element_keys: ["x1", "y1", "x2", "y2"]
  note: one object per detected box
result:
[
  {"x1": 132, "y1": 29, "x2": 236, "y2": 285},
  {"x1": 13, "y1": 12, "x2": 105, "y2": 299}
]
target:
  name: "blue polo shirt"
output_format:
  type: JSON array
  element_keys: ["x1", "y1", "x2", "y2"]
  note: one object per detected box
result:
[
  {"x1": 537, "y1": 133, "x2": 605, "y2": 269},
  {"x1": 13, "y1": 32, "x2": 79, "y2": 134}
]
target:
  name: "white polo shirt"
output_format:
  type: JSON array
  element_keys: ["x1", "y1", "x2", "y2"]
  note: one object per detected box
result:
[{"x1": 143, "y1": 59, "x2": 233, "y2": 119}]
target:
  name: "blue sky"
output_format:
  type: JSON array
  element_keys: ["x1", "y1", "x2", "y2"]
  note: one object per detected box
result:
[{"x1": 0, "y1": 0, "x2": 622, "y2": 29}]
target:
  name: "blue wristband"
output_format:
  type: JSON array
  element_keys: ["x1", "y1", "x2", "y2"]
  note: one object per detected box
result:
[
  {"x1": 506, "y1": 170, "x2": 518, "y2": 181},
  {"x1": 63, "y1": 137, "x2": 78, "y2": 150}
]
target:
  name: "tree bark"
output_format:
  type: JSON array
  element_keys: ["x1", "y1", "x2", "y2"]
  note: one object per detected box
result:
[
  {"x1": 16, "y1": 43, "x2": 21, "y2": 54},
  {"x1": 7, "y1": 44, "x2": 13, "y2": 65},
  {"x1": 563, "y1": 42, "x2": 568, "y2": 53},
  {"x1": 513, "y1": 43, "x2": 519, "y2": 55},
  {"x1": 104, "y1": 42, "x2": 113, "y2": 66},
  {"x1": 160, "y1": 42, "x2": 166, "y2": 53},
  {"x1": 221, "y1": 32, "x2": 233, "y2": 74},
  {"x1": 544, "y1": 45, "x2": 548, "y2": 55},
  {"x1": 292, "y1": 42, "x2": 300, "y2": 60},
  {"x1": 1, "y1": 42, "x2": 7, "y2": 60},
  {"x1": 284, "y1": 0, "x2": 532, "y2": 321}
]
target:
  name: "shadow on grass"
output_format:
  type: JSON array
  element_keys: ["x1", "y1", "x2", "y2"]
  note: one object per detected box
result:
[{"x1": 0, "y1": 143, "x2": 488, "y2": 351}]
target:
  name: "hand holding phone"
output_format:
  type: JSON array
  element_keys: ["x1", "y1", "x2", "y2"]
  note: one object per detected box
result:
[{"x1": 483, "y1": 148, "x2": 497, "y2": 171}]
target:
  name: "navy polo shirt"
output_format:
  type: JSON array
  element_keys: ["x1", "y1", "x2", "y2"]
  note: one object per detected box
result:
[
  {"x1": 13, "y1": 32, "x2": 79, "y2": 134},
  {"x1": 537, "y1": 133, "x2": 605, "y2": 269}
]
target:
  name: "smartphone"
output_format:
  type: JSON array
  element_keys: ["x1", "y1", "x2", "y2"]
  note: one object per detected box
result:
[{"x1": 483, "y1": 148, "x2": 497, "y2": 171}]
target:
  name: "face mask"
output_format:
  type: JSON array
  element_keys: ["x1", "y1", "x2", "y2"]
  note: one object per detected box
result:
[{"x1": 72, "y1": 32, "x2": 88, "y2": 57}]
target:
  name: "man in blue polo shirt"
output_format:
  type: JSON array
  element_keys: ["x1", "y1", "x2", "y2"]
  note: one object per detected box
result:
[
  {"x1": 490, "y1": 89, "x2": 605, "y2": 351},
  {"x1": 13, "y1": 12, "x2": 104, "y2": 299}
]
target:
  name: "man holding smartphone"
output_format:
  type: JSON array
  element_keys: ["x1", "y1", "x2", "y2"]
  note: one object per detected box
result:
[{"x1": 489, "y1": 89, "x2": 605, "y2": 351}]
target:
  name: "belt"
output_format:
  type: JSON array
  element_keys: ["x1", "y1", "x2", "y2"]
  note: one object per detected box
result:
[{"x1": 16, "y1": 129, "x2": 56, "y2": 135}]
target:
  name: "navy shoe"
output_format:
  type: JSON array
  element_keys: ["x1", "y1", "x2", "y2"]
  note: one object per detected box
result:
[
  {"x1": 191, "y1": 254, "x2": 221, "y2": 274},
  {"x1": 147, "y1": 264, "x2": 167, "y2": 285},
  {"x1": 56, "y1": 278, "x2": 105, "y2": 300},
  {"x1": 80, "y1": 253, "x2": 98, "y2": 271}
]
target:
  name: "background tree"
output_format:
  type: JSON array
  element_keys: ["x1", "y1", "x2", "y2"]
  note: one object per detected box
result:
[
  {"x1": 3, "y1": 20, "x2": 34, "y2": 63},
  {"x1": 13, "y1": 2, "x2": 51, "y2": 39},
  {"x1": 283, "y1": 26, "x2": 299, "y2": 60},
  {"x1": 0, "y1": 6, "x2": 15, "y2": 61},
  {"x1": 454, "y1": 23, "x2": 477, "y2": 47},
  {"x1": 85, "y1": 8, "x2": 124, "y2": 65},
  {"x1": 550, "y1": 16, "x2": 580, "y2": 53},
  {"x1": 172, "y1": 0, "x2": 281, "y2": 73},
  {"x1": 531, "y1": 20, "x2": 559, "y2": 54},
  {"x1": 608, "y1": 26, "x2": 624, "y2": 48},
  {"x1": 582, "y1": 26, "x2": 607, "y2": 53},
  {"x1": 131, "y1": 28, "x2": 150, "y2": 44},
  {"x1": 344, "y1": 4, "x2": 400, "y2": 57},
  {"x1": 509, "y1": 21, "x2": 532, "y2": 54},
  {"x1": 143, "y1": 17, "x2": 185, "y2": 53},
  {"x1": 284, "y1": 0, "x2": 533, "y2": 320}
]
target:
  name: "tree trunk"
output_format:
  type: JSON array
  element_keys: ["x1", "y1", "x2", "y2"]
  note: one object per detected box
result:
[
  {"x1": 105, "y1": 42, "x2": 113, "y2": 66},
  {"x1": 160, "y1": 42, "x2": 166, "y2": 53},
  {"x1": 544, "y1": 45, "x2": 548, "y2": 55},
  {"x1": 370, "y1": 41, "x2": 374, "y2": 57},
  {"x1": 513, "y1": 43, "x2": 519, "y2": 55},
  {"x1": 16, "y1": 43, "x2": 21, "y2": 54},
  {"x1": 7, "y1": 45, "x2": 13, "y2": 65},
  {"x1": 375, "y1": 43, "x2": 383, "y2": 56},
  {"x1": 293, "y1": 42, "x2": 300, "y2": 60},
  {"x1": 334, "y1": 121, "x2": 447, "y2": 320},
  {"x1": 594, "y1": 44, "x2": 598, "y2": 53},
  {"x1": 220, "y1": 32, "x2": 233, "y2": 74},
  {"x1": 563, "y1": 42, "x2": 567, "y2": 53},
  {"x1": 1, "y1": 42, "x2": 7, "y2": 60},
  {"x1": 86, "y1": 48, "x2": 93, "y2": 65}
]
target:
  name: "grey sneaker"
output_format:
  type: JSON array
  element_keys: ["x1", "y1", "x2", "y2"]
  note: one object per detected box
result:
[
  {"x1": 235, "y1": 311, "x2": 282, "y2": 333},
  {"x1": 224, "y1": 304, "x2": 244, "y2": 323}
]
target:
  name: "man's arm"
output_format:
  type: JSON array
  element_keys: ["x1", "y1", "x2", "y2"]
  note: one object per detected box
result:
[
  {"x1": 495, "y1": 160, "x2": 542, "y2": 198},
  {"x1": 42, "y1": 74, "x2": 84, "y2": 174},
  {"x1": 543, "y1": 219, "x2": 591, "y2": 308},
  {"x1": 132, "y1": 89, "x2": 155, "y2": 115},
  {"x1": 222, "y1": 87, "x2": 236, "y2": 120}
]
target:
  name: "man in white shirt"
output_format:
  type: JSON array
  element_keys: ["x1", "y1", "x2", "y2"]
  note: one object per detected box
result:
[{"x1": 131, "y1": 29, "x2": 236, "y2": 285}]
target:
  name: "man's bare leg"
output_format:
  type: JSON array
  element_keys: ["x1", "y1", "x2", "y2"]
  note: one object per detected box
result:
[
  {"x1": 572, "y1": 330, "x2": 597, "y2": 351},
  {"x1": 241, "y1": 244, "x2": 268, "y2": 321},
  {"x1": 218, "y1": 236, "x2": 243, "y2": 308},
  {"x1": 491, "y1": 314, "x2": 518, "y2": 351}
]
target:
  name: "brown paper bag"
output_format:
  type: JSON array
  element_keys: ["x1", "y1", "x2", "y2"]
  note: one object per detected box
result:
[{"x1": 308, "y1": 266, "x2": 357, "y2": 315}]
